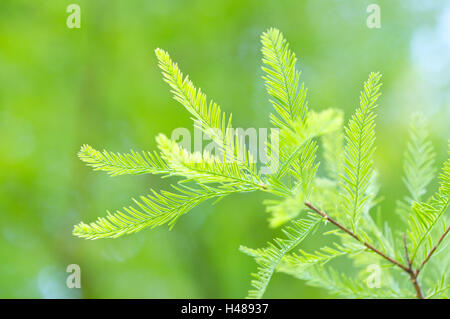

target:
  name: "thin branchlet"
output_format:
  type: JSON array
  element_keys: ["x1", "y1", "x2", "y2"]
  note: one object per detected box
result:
[{"x1": 305, "y1": 201, "x2": 425, "y2": 299}]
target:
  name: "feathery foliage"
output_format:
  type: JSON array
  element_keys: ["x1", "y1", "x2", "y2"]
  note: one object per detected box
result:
[
  {"x1": 407, "y1": 142, "x2": 449, "y2": 263},
  {"x1": 396, "y1": 116, "x2": 436, "y2": 224},
  {"x1": 78, "y1": 144, "x2": 170, "y2": 176},
  {"x1": 239, "y1": 214, "x2": 321, "y2": 298},
  {"x1": 281, "y1": 241, "x2": 366, "y2": 269},
  {"x1": 155, "y1": 48, "x2": 255, "y2": 170},
  {"x1": 261, "y1": 28, "x2": 308, "y2": 130},
  {"x1": 156, "y1": 133, "x2": 262, "y2": 187},
  {"x1": 278, "y1": 264, "x2": 411, "y2": 298},
  {"x1": 74, "y1": 183, "x2": 256, "y2": 239},
  {"x1": 74, "y1": 28, "x2": 449, "y2": 299},
  {"x1": 322, "y1": 122, "x2": 344, "y2": 181},
  {"x1": 340, "y1": 72, "x2": 382, "y2": 233},
  {"x1": 402, "y1": 115, "x2": 436, "y2": 202}
]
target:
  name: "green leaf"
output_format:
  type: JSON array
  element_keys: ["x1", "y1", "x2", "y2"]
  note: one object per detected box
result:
[
  {"x1": 408, "y1": 143, "x2": 450, "y2": 263},
  {"x1": 402, "y1": 115, "x2": 436, "y2": 202},
  {"x1": 155, "y1": 48, "x2": 254, "y2": 170},
  {"x1": 321, "y1": 118, "x2": 344, "y2": 181},
  {"x1": 261, "y1": 28, "x2": 308, "y2": 130},
  {"x1": 156, "y1": 133, "x2": 263, "y2": 188},
  {"x1": 273, "y1": 109, "x2": 342, "y2": 181},
  {"x1": 240, "y1": 214, "x2": 321, "y2": 298},
  {"x1": 340, "y1": 72, "x2": 382, "y2": 232},
  {"x1": 279, "y1": 242, "x2": 365, "y2": 270},
  {"x1": 78, "y1": 144, "x2": 170, "y2": 177},
  {"x1": 279, "y1": 264, "x2": 409, "y2": 298},
  {"x1": 264, "y1": 185, "x2": 305, "y2": 228},
  {"x1": 397, "y1": 115, "x2": 436, "y2": 221},
  {"x1": 73, "y1": 184, "x2": 257, "y2": 240}
]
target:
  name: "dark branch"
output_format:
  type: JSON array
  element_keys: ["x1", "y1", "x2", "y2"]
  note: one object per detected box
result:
[
  {"x1": 403, "y1": 234, "x2": 412, "y2": 268},
  {"x1": 304, "y1": 201, "x2": 425, "y2": 299},
  {"x1": 415, "y1": 225, "x2": 450, "y2": 277}
]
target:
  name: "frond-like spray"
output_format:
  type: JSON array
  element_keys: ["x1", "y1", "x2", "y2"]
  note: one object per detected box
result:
[
  {"x1": 340, "y1": 72, "x2": 382, "y2": 232},
  {"x1": 261, "y1": 28, "x2": 308, "y2": 130},
  {"x1": 74, "y1": 27, "x2": 450, "y2": 299},
  {"x1": 240, "y1": 214, "x2": 321, "y2": 298}
]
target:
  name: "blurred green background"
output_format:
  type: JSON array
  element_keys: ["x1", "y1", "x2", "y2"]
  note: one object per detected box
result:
[{"x1": 0, "y1": 0, "x2": 449, "y2": 298}]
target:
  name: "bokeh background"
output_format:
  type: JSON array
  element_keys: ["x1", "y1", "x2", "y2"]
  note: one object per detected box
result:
[{"x1": 0, "y1": 0, "x2": 449, "y2": 298}]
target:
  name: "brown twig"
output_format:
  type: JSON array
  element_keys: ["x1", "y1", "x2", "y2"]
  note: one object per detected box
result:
[
  {"x1": 304, "y1": 201, "x2": 425, "y2": 299},
  {"x1": 415, "y1": 225, "x2": 450, "y2": 277},
  {"x1": 403, "y1": 234, "x2": 411, "y2": 268},
  {"x1": 408, "y1": 272, "x2": 424, "y2": 299},
  {"x1": 402, "y1": 234, "x2": 424, "y2": 299}
]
